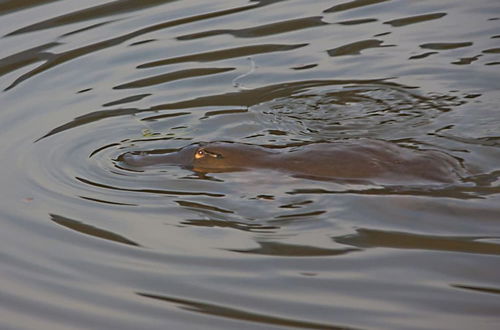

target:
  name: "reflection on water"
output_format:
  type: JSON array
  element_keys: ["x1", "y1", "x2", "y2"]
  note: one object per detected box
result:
[
  {"x1": 335, "y1": 228, "x2": 500, "y2": 255},
  {"x1": 251, "y1": 82, "x2": 464, "y2": 139},
  {"x1": 50, "y1": 213, "x2": 140, "y2": 246},
  {"x1": 136, "y1": 291, "x2": 347, "y2": 330},
  {"x1": 0, "y1": 0, "x2": 499, "y2": 329}
]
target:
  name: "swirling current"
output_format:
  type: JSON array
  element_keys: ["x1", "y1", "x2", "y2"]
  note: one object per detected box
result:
[{"x1": 0, "y1": 1, "x2": 499, "y2": 329}]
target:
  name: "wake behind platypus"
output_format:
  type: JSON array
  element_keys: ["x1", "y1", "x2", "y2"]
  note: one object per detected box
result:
[{"x1": 122, "y1": 139, "x2": 469, "y2": 185}]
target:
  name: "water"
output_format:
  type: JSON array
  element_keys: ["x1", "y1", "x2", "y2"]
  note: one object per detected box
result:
[{"x1": 1, "y1": 0, "x2": 499, "y2": 329}]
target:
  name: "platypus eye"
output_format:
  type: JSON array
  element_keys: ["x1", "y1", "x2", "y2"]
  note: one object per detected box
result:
[
  {"x1": 195, "y1": 149, "x2": 205, "y2": 159},
  {"x1": 195, "y1": 148, "x2": 223, "y2": 160}
]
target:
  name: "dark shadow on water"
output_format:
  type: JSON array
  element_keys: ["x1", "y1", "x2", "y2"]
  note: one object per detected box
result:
[
  {"x1": 5, "y1": 0, "x2": 181, "y2": 36},
  {"x1": 102, "y1": 93, "x2": 152, "y2": 107},
  {"x1": 334, "y1": 228, "x2": 500, "y2": 256},
  {"x1": 75, "y1": 176, "x2": 225, "y2": 198},
  {"x1": 323, "y1": 0, "x2": 391, "y2": 13},
  {"x1": 176, "y1": 16, "x2": 328, "y2": 40},
  {"x1": 136, "y1": 292, "x2": 354, "y2": 330},
  {"x1": 384, "y1": 13, "x2": 447, "y2": 27},
  {"x1": 451, "y1": 284, "x2": 500, "y2": 296},
  {"x1": 181, "y1": 219, "x2": 278, "y2": 233},
  {"x1": 0, "y1": 42, "x2": 60, "y2": 78},
  {"x1": 335, "y1": 18, "x2": 378, "y2": 26},
  {"x1": 327, "y1": 39, "x2": 394, "y2": 56},
  {"x1": 176, "y1": 200, "x2": 234, "y2": 214},
  {"x1": 50, "y1": 213, "x2": 140, "y2": 247},
  {"x1": 420, "y1": 42, "x2": 473, "y2": 50},
  {"x1": 228, "y1": 241, "x2": 360, "y2": 257},
  {"x1": 137, "y1": 43, "x2": 307, "y2": 68},
  {"x1": 113, "y1": 67, "x2": 235, "y2": 90},
  {"x1": 0, "y1": 0, "x2": 60, "y2": 16},
  {"x1": 79, "y1": 195, "x2": 137, "y2": 206}
]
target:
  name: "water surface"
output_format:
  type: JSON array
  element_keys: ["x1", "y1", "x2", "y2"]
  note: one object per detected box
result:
[{"x1": 0, "y1": 0, "x2": 499, "y2": 329}]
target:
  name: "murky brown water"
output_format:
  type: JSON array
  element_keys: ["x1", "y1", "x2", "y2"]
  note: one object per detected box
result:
[{"x1": 1, "y1": 0, "x2": 499, "y2": 329}]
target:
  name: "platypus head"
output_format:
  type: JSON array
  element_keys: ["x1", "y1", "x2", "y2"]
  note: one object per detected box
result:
[
  {"x1": 122, "y1": 142, "x2": 272, "y2": 173},
  {"x1": 191, "y1": 142, "x2": 247, "y2": 172},
  {"x1": 190, "y1": 142, "x2": 271, "y2": 173}
]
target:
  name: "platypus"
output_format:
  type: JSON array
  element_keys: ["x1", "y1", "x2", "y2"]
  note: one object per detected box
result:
[{"x1": 121, "y1": 140, "x2": 468, "y2": 184}]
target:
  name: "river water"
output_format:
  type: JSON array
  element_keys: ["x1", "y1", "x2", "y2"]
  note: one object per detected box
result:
[{"x1": 1, "y1": 1, "x2": 499, "y2": 329}]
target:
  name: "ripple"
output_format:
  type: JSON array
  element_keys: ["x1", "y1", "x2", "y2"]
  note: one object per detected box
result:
[
  {"x1": 327, "y1": 39, "x2": 393, "y2": 56},
  {"x1": 4, "y1": 0, "x2": 169, "y2": 36},
  {"x1": 384, "y1": 13, "x2": 447, "y2": 27},
  {"x1": 113, "y1": 67, "x2": 236, "y2": 90},
  {"x1": 420, "y1": 42, "x2": 473, "y2": 50},
  {"x1": 136, "y1": 292, "x2": 345, "y2": 330},
  {"x1": 2, "y1": 0, "x2": 279, "y2": 90},
  {"x1": 323, "y1": 0, "x2": 391, "y2": 13},
  {"x1": 334, "y1": 228, "x2": 500, "y2": 255},
  {"x1": 137, "y1": 43, "x2": 308, "y2": 68},
  {"x1": 251, "y1": 83, "x2": 465, "y2": 140},
  {"x1": 176, "y1": 16, "x2": 328, "y2": 40},
  {"x1": 50, "y1": 213, "x2": 140, "y2": 246}
]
